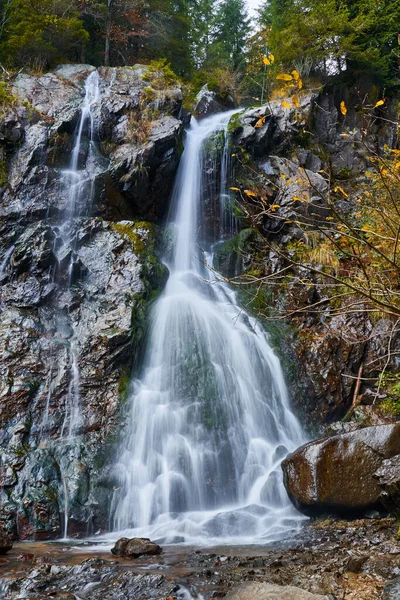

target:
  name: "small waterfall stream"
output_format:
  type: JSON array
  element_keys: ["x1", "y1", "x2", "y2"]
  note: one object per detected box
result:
[
  {"x1": 42, "y1": 71, "x2": 105, "y2": 538},
  {"x1": 112, "y1": 111, "x2": 307, "y2": 545}
]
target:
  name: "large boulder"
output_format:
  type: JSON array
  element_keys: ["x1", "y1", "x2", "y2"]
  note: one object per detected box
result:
[
  {"x1": 194, "y1": 84, "x2": 235, "y2": 119},
  {"x1": 111, "y1": 537, "x2": 162, "y2": 558},
  {"x1": 282, "y1": 423, "x2": 400, "y2": 517},
  {"x1": 375, "y1": 454, "x2": 400, "y2": 515},
  {"x1": 224, "y1": 583, "x2": 328, "y2": 599}
]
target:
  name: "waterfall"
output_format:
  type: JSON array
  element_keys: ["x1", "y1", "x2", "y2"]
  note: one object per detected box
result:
[
  {"x1": 43, "y1": 71, "x2": 105, "y2": 538},
  {"x1": 55, "y1": 70, "x2": 102, "y2": 439},
  {"x1": 111, "y1": 110, "x2": 306, "y2": 545}
]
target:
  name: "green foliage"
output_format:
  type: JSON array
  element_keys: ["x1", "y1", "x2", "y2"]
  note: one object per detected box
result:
[
  {"x1": 259, "y1": 0, "x2": 400, "y2": 84},
  {"x1": 0, "y1": 0, "x2": 89, "y2": 68},
  {"x1": 378, "y1": 373, "x2": 400, "y2": 417}
]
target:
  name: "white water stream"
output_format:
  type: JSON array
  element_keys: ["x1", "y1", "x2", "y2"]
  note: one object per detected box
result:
[{"x1": 111, "y1": 111, "x2": 307, "y2": 545}]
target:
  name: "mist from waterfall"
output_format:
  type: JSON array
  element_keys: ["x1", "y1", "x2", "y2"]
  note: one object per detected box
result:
[{"x1": 111, "y1": 110, "x2": 307, "y2": 545}]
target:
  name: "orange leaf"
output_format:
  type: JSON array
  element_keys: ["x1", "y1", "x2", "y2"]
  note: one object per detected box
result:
[
  {"x1": 292, "y1": 95, "x2": 299, "y2": 108},
  {"x1": 340, "y1": 101, "x2": 347, "y2": 116},
  {"x1": 254, "y1": 116, "x2": 266, "y2": 128}
]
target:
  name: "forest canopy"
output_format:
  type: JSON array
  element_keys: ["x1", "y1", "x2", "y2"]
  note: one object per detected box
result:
[{"x1": 0, "y1": 0, "x2": 399, "y2": 91}]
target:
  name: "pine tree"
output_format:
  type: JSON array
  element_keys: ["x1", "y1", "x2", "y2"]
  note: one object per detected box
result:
[{"x1": 213, "y1": 0, "x2": 250, "y2": 70}]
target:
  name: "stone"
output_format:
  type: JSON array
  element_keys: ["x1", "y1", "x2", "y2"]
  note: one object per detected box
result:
[
  {"x1": 382, "y1": 576, "x2": 400, "y2": 600},
  {"x1": 282, "y1": 423, "x2": 400, "y2": 517},
  {"x1": 0, "y1": 529, "x2": 13, "y2": 554},
  {"x1": 224, "y1": 583, "x2": 329, "y2": 599},
  {"x1": 375, "y1": 455, "x2": 400, "y2": 515},
  {"x1": 111, "y1": 537, "x2": 162, "y2": 558},
  {"x1": 194, "y1": 84, "x2": 235, "y2": 119}
]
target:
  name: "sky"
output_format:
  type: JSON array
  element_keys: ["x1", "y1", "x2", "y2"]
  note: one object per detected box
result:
[{"x1": 246, "y1": 0, "x2": 262, "y2": 19}]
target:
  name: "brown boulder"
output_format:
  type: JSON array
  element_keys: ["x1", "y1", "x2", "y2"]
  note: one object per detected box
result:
[
  {"x1": 375, "y1": 454, "x2": 400, "y2": 516},
  {"x1": 111, "y1": 537, "x2": 162, "y2": 559},
  {"x1": 282, "y1": 423, "x2": 400, "y2": 517},
  {"x1": 224, "y1": 583, "x2": 328, "y2": 599}
]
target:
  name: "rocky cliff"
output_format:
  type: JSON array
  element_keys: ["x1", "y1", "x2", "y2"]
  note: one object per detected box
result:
[{"x1": 0, "y1": 64, "x2": 183, "y2": 539}]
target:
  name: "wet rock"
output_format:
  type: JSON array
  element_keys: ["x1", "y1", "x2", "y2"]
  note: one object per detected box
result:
[
  {"x1": 111, "y1": 537, "x2": 162, "y2": 558},
  {"x1": 0, "y1": 529, "x2": 13, "y2": 554},
  {"x1": 194, "y1": 84, "x2": 235, "y2": 119},
  {"x1": 383, "y1": 576, "x2": 400, "y2": 599},
  {"x1": 375, "y1": 455, "x2": 400, "y2": 516},
  {"x1": 231, "y1": 94, "x2": 315, "y2": 156},
  {"x1": 224, "y1": 583, "x2": 328, "y2": 599},
  {"x1": 282, "y1": 423, "x2": 400, "y2": 517}
]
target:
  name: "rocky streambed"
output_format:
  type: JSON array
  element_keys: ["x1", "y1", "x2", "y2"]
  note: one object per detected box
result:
[{"x1": 1, "y1": 517, "x2": 400, "y2": 599}]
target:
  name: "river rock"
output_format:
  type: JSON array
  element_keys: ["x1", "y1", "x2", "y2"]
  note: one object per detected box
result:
[
  {"x1": 111, "y1": 537, "x2": 162, "y2": 558},
  {"x1": 0, "y1": 530, "x2": 13, "y2": 554},
  {"x1": 224, "y1": 583, "x2": 328, "y2": 599},
  {"x1": 282, "y1": 423, "x2": 400, "y2": 517}
]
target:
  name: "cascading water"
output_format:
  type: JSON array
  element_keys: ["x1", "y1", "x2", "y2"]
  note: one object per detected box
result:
[
  {"x1": 43, "y1": 71, "x2": 105, "y2": 538},
  {"x1": 55, "y1": 70, "x2": 103, "y2": 440},
  {"x1": 111, "y1": 110, "x2": 307, "y2": 545}
]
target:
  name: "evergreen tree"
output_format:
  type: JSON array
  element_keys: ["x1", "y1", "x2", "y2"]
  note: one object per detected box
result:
[
  {"x1": 189, "y1": 0, "x2": 217, "y2": 68},
  {"x1": 214, "y1": 0, "x2": 250, "y2": 70},
  {"x1": 0, "y1": 0, "x2": 89, "y2": 68}
]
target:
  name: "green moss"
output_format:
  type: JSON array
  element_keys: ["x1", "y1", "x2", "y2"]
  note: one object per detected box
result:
[
  {"x1": 118, "y1": 368, "x2": 131, "y2": 403},
  {"x1": 228, "y1": 110, "x2": 244, "y2": 134},
  {"x1": 110, "y1": 221, "x2": 155, "y2": 255},
  {"x1": 378, "y1": 374, "x2": 400, "y2": 417}
]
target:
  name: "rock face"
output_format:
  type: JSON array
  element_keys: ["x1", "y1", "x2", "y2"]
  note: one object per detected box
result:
[
  {"x1": 225, "y1": 583, "x2": 328, "y2": 600},
  {"x1": 0, "y1": 529, "x2": 13, "y2": 554},
  {"x1": 282, "y1": 424, "x2": 400, "y2": 517},
  {"x1": 194, "y1": 84, "x2": 235, "y2": 119},
  {"x1": 375, "y1": 455, "x2": 400, "y2": 516},
  {"x1": 0, "y1": 64, "x2": 180, "y2": 539},
  {"x1": 111, "y1": 537, "x2": 162, "y2": 558}
]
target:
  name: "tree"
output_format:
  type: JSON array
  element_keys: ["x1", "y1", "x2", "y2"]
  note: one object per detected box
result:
[
  {"x1": 259, "y1": 0, "x2": 400, "y2": 83},
  {"x1": 213, "y1": 0, "x2": 250, "y2": 70},
  {"x1": 0, "y1": 0, "x2": 89, "y2": 68},
  {"x1": 189, "y1": 0, "x2": 217, "y2": 68}
]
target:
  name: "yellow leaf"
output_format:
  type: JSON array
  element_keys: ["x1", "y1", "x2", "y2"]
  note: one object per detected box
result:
[
  {"x1": 374, "y1": 99, "x2": 385, "y2": 108},
  {"x1": 292, "y1": 196, "x2": 303, "y2": 202},
  {"x1": 291, "y1": 69, "x2": 300, "y2": 81},
  {"x1": 254, "y1": 116, "x2": 266, "y2": 128},
  {"x1": 334, "y1": 185, "x2": 349, "y2": 198},
  {"x1": 298, "y1": 79, "x2": 303, "y2": 90},
  {"x1": 244, "y1": 190, "x2": 257, "y2": 197},
  {"x1": 231, "y1": 153, "x2": 236, "y2": 157},
  {"x1": 230, "y1": 187, "x2": 240, "y2": 191},
  {"x1": 269, "y1": 53, "x2": 275, "y2": 63},
  {"x1": 326, "y1": 216, "x2": 334, "y2": 221},
  {"x1": 263, "y1": 56, "x2": 271, "y2": 65},
  {"x1": 340, "y1": 101, "x2": 347, "y2": 116},
  {"x1": 292, "y1": 95, "x2": 299, "y2": 108},
  {"x1": 281, "y1": 100, "x2": 291, "y2": 109},
  {"x1": 276, "y1": 73, "x2": 293, "y2": 81},
  {"x1": 280, "y1": 173, "x2": 286, "y2": 179},
  {"x1": 270, "y1": 204, "x2": 280, "y2": 211}
]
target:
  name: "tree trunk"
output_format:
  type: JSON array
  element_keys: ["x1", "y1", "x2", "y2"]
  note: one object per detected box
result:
[{"x1": 104, "y1": 0, "x2": 113, "y2": 67}]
